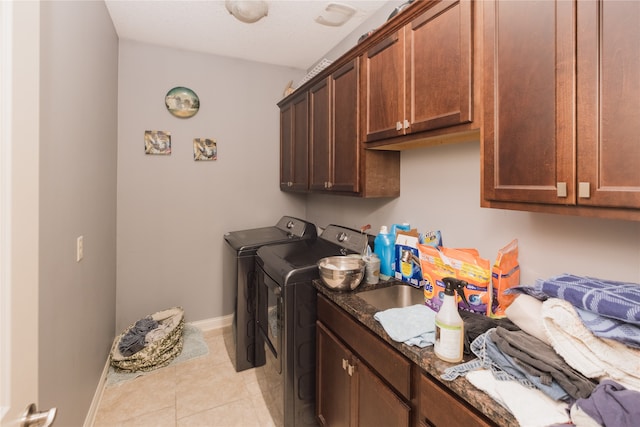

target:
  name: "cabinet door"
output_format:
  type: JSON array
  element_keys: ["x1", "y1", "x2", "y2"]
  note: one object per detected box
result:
[
  {"x1": 309, "y1": 78, "x2": 331, "y2": 191},
  {"x1": 482, "y1": 0, "x2": 576, "y2": 204},
  {"x1": 331, "y1": 59, "x2": 359, "y2": 193},
  {"x1": 407, "y1": 0, "x2": 472, "y2": 133},
  {"x1": 355, "y1": 359, "x2": 411, "y2": 427},
  {"x1": 577, "y1": 0, "x2": 640, "y2": 209},
  {"x1": 362, "y1": 30, "x2": 405, "y2": 142},
  {"x1": 280, "y1": 92, "x2": 309, "y2": 191},
  {"x1": 419, "y1": 373, "x2": 493, "y2": 427},
  {"x1": 310, "y1": 60, "x2": 359, "y2": 193},
  {"x1": 316, "y1": 322, "x2": 351, "y2": 427}
]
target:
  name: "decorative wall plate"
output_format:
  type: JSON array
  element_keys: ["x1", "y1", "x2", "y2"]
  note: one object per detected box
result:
[{"x1": 165, "y1": 86, "x2": 200, "y2": 118}]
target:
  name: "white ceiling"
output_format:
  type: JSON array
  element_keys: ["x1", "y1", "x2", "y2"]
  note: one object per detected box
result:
[{"x1": 104, "y1": 0, "x2": 395, "y2": 70}]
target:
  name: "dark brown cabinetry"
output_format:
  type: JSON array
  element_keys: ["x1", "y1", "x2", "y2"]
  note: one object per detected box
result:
[
  {"x1": 316, "y1": 323, "x2": 410, "y2": 427},
  {"x1": 316, "y1": 295, "x2": 411, "y2": 427},
  {"x1": 280, "y1": 91, "x2": 309, "y2": 192},
  {"x1": 309, "y1": 60, "x2": 359, "y2": 193},
  {"x1": 418, "y1": 372, "x2": 492, "y2": 427},
  {"x1": 316, "y1": 293, "x2": 498, "y2": 427},
  {"x1": 283, "y1": 58, "x2": 400, "y2": 198},
  {"x1": 361, "y1": 0, "x2": 474, "y2": 146},
  {"x1": 482, "y1": 0, "x2": 640, "y2": 219}
]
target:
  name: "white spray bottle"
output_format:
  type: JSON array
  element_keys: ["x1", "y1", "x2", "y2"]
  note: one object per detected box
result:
[{"x1": 434, "y1": 277, "x2": 467, "y2": 363}]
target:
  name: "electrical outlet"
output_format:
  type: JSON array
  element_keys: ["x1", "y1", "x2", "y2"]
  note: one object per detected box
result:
[{"x1": 77, "y1": 236, "x2": 84, "y2": 262}]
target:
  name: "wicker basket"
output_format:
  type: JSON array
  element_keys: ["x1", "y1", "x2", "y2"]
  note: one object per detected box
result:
[{"x1": 110, "y1": 306, "x2": 184, "y2": 373}]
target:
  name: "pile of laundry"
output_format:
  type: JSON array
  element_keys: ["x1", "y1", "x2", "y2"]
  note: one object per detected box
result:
[
  {"x1": 110, "y1": 306, "x2": 184, "y2": 373},
  {"x1": 442, "y1": 274, "x2": 640, "y2": 427}
]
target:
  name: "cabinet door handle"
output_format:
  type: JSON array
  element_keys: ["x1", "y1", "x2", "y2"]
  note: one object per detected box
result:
[
  {"x1": 342, "y1": 358, "x2": 348, "y2": 371},
  {"x1": 579, "y1": 182, "x2": 591, "y2": 199},
  {"x1": 347, "y1": 363, "x2": 355, "y2": 377},
  {"x1": 403, "y1": 119, "x2": 410, "y2": 129},
  {"x1": 327, "y1": 182, "x2": 333, "y2": 189},
  {"x1": 396, "y1": 121, "x2": 403, "y2": 131},
  {"x1": 557, "y1": 182, "x2": 567, "y2": 198}
]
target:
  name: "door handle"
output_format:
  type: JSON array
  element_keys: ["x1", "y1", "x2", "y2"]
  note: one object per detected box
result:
[{"x1": 21, "y1": 403, "x2": 57, "y2": 427}]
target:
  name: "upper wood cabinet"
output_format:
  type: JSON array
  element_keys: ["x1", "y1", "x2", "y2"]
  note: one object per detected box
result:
[
  {"x1": 284, "y1": 57, "x2": 400, "y2": 198},
  {"x1": 482, "y1": 0, "x2": 640, "y2": 220},
  {"x1": 361, "y1": 0, "x2": 474, "y2": 145},
  {"x1": 280, "y1": 91, "x2": 309, "y2": 192},
  {"x1": 576, "y1": 0, "x2": 640, "y2": 210},
  {"x1": 309, "y1": 60, "x2": 359, "y2": 193}
]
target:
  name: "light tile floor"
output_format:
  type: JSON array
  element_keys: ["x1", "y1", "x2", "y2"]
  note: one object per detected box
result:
[{"x1": 93, "y1": 326, "x2": 275, "y2": 427}]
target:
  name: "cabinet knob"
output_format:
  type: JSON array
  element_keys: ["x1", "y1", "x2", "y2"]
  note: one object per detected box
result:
[
  {"x1": 288, "y1": 181, "x2": 293, "y2": 187},
  {"x1": 396, "y1": 121, "x2": 403, "y2": 131},
  {"x1": 327, "y1": 182, "x2": 333, "y2": 189},
  {"x1": 342, "y1": 358, "x2": 348, "y2": 371},
  {"x1": 579, "y1": 182, "x2": 591, "y2": 199},
  {"x1": 403, "y1": 119, "x2": 410, "y2": 129}
]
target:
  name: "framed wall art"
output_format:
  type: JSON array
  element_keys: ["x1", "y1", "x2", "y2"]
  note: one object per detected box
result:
[
  {"x1": 144, "y1": 130, "x2": 171, "y2": 155},
  {"x1": 193, "y1": 138, "x2": 217, "y2": 161},
  {"x1": 165, "y1": 86, "x2": 199, "y2": 118}
]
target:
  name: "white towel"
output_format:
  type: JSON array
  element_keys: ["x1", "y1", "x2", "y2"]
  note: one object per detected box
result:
[
  {"x1": 374, "y1": 304, "x2": 436, "y2": 348},
  {"x1": 466, "y1": 369, "x2": 570, "y2": 427},
  {"x1": 505, "y1": 294, "x2": 550, "y2": 345},
  {"x1": 541, "y1": 298, "x2": 640, "y2": 391}
]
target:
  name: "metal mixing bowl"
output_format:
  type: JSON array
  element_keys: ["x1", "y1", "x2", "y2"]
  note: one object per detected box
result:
[{"x1": 318, "y1": 256, "x2": 366, "y2": 291}]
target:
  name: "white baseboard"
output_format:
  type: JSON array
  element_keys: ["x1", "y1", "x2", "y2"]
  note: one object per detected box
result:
[
  {"x1": 190, "y1": 313, "x2": 233, "y2": 331},
  {"x1": 83, "y1": 357, "x2": 111, "y2": 427},
  {"x1": 84, "y1": 313, "x2": 233, "y2": 426}
]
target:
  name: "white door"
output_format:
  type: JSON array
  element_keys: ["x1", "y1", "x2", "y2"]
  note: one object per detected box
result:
[{"x1": 0, "y1": 1, "x2": 53, "y2": 426}]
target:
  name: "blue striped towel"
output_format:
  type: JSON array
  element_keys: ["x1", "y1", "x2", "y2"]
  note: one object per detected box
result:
[
  {"x1": 536, "y1": 274, "x2": 640, "y2": 325},
  {"x1": 575, "y1": 308, "x2": 640, "y2": 349}
]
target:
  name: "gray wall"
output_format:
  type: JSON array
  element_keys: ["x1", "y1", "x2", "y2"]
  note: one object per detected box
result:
[
  {"x1": 306, "y1": 141, "x2": 640, "y2": 284},
  {"x1": 38, "y1": 1, "x2": 118, "y2": 426},
  {"x1": 115, "y1": 41, "x2": 306, "y2": 331}
]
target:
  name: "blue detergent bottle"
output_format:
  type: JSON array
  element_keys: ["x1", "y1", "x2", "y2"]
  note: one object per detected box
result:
[{"x1": 374, "y1": 226, "x2": 394, "y2": 278}]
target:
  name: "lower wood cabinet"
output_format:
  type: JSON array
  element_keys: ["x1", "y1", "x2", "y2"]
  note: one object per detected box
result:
[
  {"x1": 316, "y1": 293, "x2": 499, "y2": 427},
  {"x1": 316, "y1": 322, "x2": 410, "y2": 427},
  {"x1": 418, "y1": 372, "x2": 492, "y2": 427}
]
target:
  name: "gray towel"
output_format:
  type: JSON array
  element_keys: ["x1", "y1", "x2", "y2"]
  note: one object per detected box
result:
[{"x1": 374, "y1": 304, "x2": 436, "y2": 348}]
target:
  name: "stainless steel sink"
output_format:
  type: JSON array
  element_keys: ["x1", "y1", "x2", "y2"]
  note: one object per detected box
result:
[{"x1": 357, "y1": 284, "x2": 424, "y2": 311}]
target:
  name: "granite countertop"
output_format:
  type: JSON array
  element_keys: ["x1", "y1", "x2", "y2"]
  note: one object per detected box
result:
[{"x1": 313, "y1": 278, "x2": 517, "y2": 427}]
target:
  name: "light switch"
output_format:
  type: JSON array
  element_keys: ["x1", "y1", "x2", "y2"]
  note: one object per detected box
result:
[{"x1": 77, "y1": 236, "x2": 84, "y2": 262}]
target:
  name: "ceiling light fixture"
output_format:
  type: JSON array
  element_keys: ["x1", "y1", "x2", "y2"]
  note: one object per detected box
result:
[
  {"x1": 225, "y1": 0, "x2": 268, "y2": 24},
  {"x1": 315, "y1": 2, "x2": 357, "y2": 27}
]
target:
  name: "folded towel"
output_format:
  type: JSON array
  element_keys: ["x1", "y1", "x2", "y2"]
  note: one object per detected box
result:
[
  {"x1": 536, "y1": 274, "x2": 640, "y2": 325},
  {"x1": 575, "y1": 307, "x2": 640, "y2": 349},
  {"x1": 541, "y1": 298, "x2": 640, "y2": 392},
  {"x1": 466, "y1": 369, "x2": 570, "y2": 427},
  {"x1": 374, "y1": 304, "x2": 436, "y2": 348},
  {"x1": 505, "y1": 294, "x2": 550, "y2": 345}
]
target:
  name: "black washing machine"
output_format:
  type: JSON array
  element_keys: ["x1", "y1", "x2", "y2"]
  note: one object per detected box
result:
[
  {"x1": 223, "y1": 216, "x2": 317, "y2": 372},
  {"x1": 255, "y1": 225, "x2": 370, "y2": 427}
]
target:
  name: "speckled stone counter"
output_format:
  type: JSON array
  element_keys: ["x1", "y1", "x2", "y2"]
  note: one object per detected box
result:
[{"x1": 313, "y1": 278, "x2": 518, "y2": 427}]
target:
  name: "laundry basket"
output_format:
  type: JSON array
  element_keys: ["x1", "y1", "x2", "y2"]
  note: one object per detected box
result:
[{"x1": 110, "y1": 306, "x2": 185, "y2": 373}]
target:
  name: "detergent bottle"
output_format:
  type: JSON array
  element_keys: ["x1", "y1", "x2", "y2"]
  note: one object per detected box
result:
[
  {"x1": 434, "y1": 277, "x2": 467, "y2": 363},
  {"x1": 374, "y1": 226, "x2": 394, "y2": 278}
]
